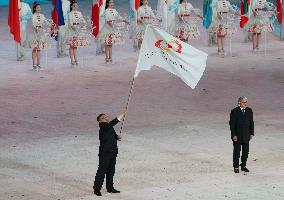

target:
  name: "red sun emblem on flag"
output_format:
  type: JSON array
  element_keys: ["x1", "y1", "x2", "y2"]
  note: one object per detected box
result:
[{"x1": 155, "y1": 39, "x2": 182, "y2": 54}]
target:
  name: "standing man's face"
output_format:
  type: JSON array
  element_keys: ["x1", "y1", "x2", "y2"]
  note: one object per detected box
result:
[
  {"x1": 239, "y1": 99, "x2": 248, "y2": 108},
  {"x1": 99, "y1": 115, "x2": 109, "y2": 123}
]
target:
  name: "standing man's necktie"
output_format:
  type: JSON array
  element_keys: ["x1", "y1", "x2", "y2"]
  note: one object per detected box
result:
[{"x1": 242, "y1": 109, "x2": 245, "y2": 115}]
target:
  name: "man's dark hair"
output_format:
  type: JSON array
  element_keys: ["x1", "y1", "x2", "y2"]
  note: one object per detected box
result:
[{"x1": 97, "y1": 113, "x2": 106, "y2": 122}]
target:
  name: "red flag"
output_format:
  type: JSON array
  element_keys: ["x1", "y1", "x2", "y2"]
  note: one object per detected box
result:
[
  {"x1": 52, "y1": 0, "x2": 59, "y2": 29},
  {"x1": 135, "y1": 0, "x2": 140, "y2": 11},
  {"x1": 92, "y1": 0, "x2": 100, "y2": 37},
  {"x1": 240, "y1": 0, "x2": 250, "y2": 28},
  {"x1": 277, "y1": 0, "x2": 283, "y2": 24},
  {"x1": 8, "y1": 0, "x2": 21, "y2": 43}
]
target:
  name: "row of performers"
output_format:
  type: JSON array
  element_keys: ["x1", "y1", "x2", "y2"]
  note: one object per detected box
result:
[{"x1": 15, "y1": 0, "x2": 276, "y2": 71}]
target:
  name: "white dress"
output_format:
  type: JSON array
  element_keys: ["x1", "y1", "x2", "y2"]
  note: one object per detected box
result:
[
  {"x1": 26, "y1": 13, "x2": 51, "y2": 49},
  {"x1": 175, "y1": 2, "x2": 202, "y2": 42},
  {"x1": 208, "y1": 0, "x2": 236, "y2": 36},
  {"x1": 97, "y1": 8, "x2": 125, "y2": 45},
  {"x1": 135, "y1": 5, "x2": 156, "y2": 41},
  {"x1": 244, "y1": 0, "x2": 274, "y2": 33},
  {"x1": 64, "y1": 11, "x2": 90, "y2": 47}
]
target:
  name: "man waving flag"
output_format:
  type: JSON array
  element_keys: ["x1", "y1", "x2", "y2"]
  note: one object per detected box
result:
[{"x1": 135, "y1": 26, "x2": 208, "y2": 89}]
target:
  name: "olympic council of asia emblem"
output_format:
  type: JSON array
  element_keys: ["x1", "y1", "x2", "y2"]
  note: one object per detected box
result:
[
  {"x1": 143, "y1": 39, "x2": 188, "y2": 73},
  {"x1": 154, "y1": 39, "x2": 182, "y2": 54}
]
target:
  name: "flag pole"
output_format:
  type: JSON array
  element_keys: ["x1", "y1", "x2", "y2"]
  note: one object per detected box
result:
[
  {"x1": 264, "y1": 29, "x2": 267, "y2": 56},
  {"x1": 119, "y1": 77, "x2": 136, "y2": 134},
  {"x1": 229, "y1": 35, "x2": 232, "y2": 57},
  {"x1": 45, "y1": 49, "x2": 48, "y2": 69},
  {"x1": 280, "y1": 22, "x2": 283, "y2": 40}
]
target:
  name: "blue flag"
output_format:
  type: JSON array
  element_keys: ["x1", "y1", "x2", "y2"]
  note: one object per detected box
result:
[
  {"x1": 55, "y1": 0, "x2": 65, "y2": 26},
  {"x1": 203, "y1": 0, "x2": 213, "y2": 29}
]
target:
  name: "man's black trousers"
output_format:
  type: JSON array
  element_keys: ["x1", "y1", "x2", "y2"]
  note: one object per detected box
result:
[
  {"x1": 233, "y1": 142, "x2": 249, "y2": 168},
  {"x1": 94, "y1": 152, "x2": 117, "y2": 191}
]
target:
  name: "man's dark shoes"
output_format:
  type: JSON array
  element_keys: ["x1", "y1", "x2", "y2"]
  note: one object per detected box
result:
[
  {"x1": 107, "y1": 188, "x2": 120, "y2": 193},
  {"x1": 241, "y1": 166, "x2": 250, "y2": 173},
  {"x1": 94, "y1": 189, "x2": 102, "y2": 196},
  {"x1": 234, "y1": 168, "x2": 239, "y2": 173}
]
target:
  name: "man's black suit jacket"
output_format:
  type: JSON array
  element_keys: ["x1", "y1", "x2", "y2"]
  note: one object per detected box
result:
[
  {"x1": 99, "y1": 118, "x2": 120, "y2": 154},
  {"x1": 229, "y1": 107, "x2": 254, "y2": 143}
]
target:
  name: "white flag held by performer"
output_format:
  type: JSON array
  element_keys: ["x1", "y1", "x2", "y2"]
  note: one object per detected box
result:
[{"x1": 134, "y1": 25, "x2": 208, "y2": 89}]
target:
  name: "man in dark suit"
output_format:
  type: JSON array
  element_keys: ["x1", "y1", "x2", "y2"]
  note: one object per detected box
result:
[
  {"x1": 93, "y1": 112, "x2": 126, "y2": 196},
  {"x1": 229, "y1": 96, "x2": 254, "y2": 173}
]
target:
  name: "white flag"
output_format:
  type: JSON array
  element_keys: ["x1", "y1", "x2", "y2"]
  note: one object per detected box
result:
[{"x1": 135, "y1": 26, "x2": 208, "y2": 89}]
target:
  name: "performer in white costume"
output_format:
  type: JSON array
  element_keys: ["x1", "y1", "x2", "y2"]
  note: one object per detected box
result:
[
  {"x1": 57, "y1": 0, "x2": 70, "y2": 58},
  {"x1": 17, "y1": 0, "x2": 32, "y2": 61},
  {"x1": 209, "y1": 0, "x2": 236, "y2": 57},
  {"x1": 175, "y1": 0, "x2": 202, "y2": 43},
  {"x1": 135, "y1": 0, "x2": 156, "y2": 49},
  {"x1": 64, "y1": 1, "x2": 90, "y2": 65},
  {"x1": 97, "y1": 0, "x2": 129, "y2": 63},
  {"x1": 26, "y1": 2, "x2": 51, "y2": 71},
  {"x1": 244, "y1": 0, "x2": 274, "y2": 52}
]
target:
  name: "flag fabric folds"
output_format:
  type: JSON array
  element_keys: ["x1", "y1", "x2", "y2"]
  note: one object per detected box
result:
[
  {"x1": 240, "y1": 0, "x2": 250, "y2": 28},
  {"x1": 277, "y1": 0, "x2": 283, "y2": 24},
  {"x1": 135, "y1": 0, "x2": 140, "y2": 10},
  {"x1": 8, "y1": 0, "x2": 21, "y2": 43},
  {"x1": 92, "y1": 0, "x2": 100, "y2": 37},
  {"x1": 52, "y1": 0, "x2": 65, "y2": 28},
  {"x1": 92, "y1": 0, "x2": 105, "y2": 37},
  {"x1": 135, "y1": 26, "x2": 208, "y2": 89},
  {"x1": 203, "y1": 0, "x2": 213, "y2": 29},
  {"x1": 129, "y1": 0, "x2": 140, "y2": 21}
]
